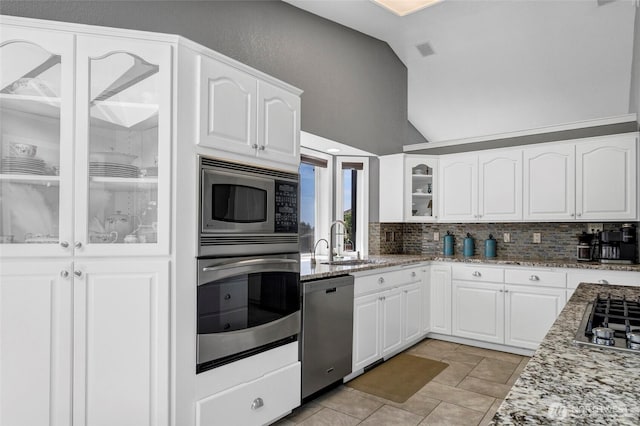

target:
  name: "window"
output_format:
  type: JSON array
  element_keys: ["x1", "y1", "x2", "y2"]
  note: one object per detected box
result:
[
  {"x1": 336, "y1": 157, "x2": 369, "y2": 257},
  {"x1": 299, "y1": 148, "x2": 332, "y2": 258}
]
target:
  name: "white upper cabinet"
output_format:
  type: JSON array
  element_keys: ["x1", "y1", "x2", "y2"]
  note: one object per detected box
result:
[
  {"x1": 256, "y1": 80, "x2": 300, "y2": 166},
  {"x1": 197, "y1": 56, "x2": 257, "y2": 157},
  {"x1": 576, "y1": 134, "x2": 637, "y2": 221},
  {"x1": 478, "y1": 150, "x2": 522, "y2": 221},
  {"x1": 75, "y1": 35, "x2": 172, "y2": 256},
  {"x1": 523, "y1": 144, "x2": 576, "y2": 221},
  {"x1": 524, "y1": 133, "x2": 638, "y2": 222},
  {"x1": 439, "y1": 154, "x2": 478, "y2": 221},
  {"x1": 197, "y1": 55, "x2": 301, "y2": 170},
  {"x1": 0, "y1": 27, "x2": 74, "y2": 257}
]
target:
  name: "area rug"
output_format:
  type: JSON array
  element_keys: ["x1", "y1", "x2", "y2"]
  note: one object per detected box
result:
[{"x1": 346, "y1": 354, "x2": 448, "y2": 403}]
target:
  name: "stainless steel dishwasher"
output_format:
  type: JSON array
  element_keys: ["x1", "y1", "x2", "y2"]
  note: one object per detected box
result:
[{"x1": 301, "y1": 274, "x2": 354, "y2": 400}]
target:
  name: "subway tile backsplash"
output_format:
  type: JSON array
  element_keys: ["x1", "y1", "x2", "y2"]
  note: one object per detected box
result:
[{"x1": 369, "y1": 222, "x2": 639, "y2": 261}]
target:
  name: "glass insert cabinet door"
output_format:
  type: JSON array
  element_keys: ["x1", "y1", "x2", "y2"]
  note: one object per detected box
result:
[
  {"x1": 0, "y1": 27, "x2": 74, "y2": 256},
  {"x1": 74, "y1": 36, "x2": 171, "y2": 255},
  {"x1": 406, "y1": 157, "x2": 437, "y2": 222}
]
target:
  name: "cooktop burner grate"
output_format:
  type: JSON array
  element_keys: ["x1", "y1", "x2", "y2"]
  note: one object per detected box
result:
[{"x1": 574, "y1": 294, "x2": 640, "y2": 353}]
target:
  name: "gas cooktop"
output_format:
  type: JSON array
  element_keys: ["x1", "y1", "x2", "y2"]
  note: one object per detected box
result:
[{"x1": 573, "y1": 294, "x2": 640, "y2": 353}]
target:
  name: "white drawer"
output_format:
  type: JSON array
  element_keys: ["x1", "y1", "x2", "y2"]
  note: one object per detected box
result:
[
  {"x1": 452, "y1": 265, "x2": 503, "y2": 283},
  {"x1": 196, "y1": 362, "x2": 300, "y2": 426},
  {"x1": 354, "y1": 266, "x2": 423, "y2": 296},
  {"x1": 505, "y1": 269, "x2": 566, "y2": 288}
]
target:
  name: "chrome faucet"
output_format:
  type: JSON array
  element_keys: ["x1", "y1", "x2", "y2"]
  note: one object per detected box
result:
[
  {"x1": 310, "y1": 238, "x2": 329, "y2": 266},
  {"x1": 329, "y1": 220, "x2": 347, "y2": 263}
]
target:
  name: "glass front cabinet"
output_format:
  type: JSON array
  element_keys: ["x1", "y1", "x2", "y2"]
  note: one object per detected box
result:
[
  {"x1": 0, "y1": 28, "x2": 171, "y2": 257},
  {"x1": 404, "y1": 156, "x2": 438, "y2": 221}
]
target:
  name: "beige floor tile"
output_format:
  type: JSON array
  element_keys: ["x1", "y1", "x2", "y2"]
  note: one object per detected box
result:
[
  {"x1": 438, "y1": 350, "x2": 485, "y2": 365},
  {"x1": 347, "y1": 385, "x2": 440, "y2": 418},
  {"x1": 507, "y1": 357, "x2": 531, "y2": 385},
  {"x1": 271, "y1": 418, "x2": 296, "y2": 426},
  {"x1": 422, "y1": 339, "x2": 461, "y2": 352},
  {"x1": 455, "y1": 345, "x2": 524, "y2": 364},
  {"x1": 407, "y1": 345, "x2": 448, "y2": 360},
  {"x1": 419, "y1": 382, "x2": 495, "y2": 412},
  {"x1": 316, "y1": 386, "x2": 383, "y2": 420},
  {"x1": 284, "y1": 402, "x2": 323, "y2": 423},
  {"x1": 420, "y1": 402, "x2": 485, "y2": 426},
  {"x1": 297, "y1": 408, "x2": 361, "y2": 426},
  {"x1": 479, "y1": 399, "x2": 504, "y2": 426},
  {"x1": 359, "y1": 405, "x2": 423, "y2": 426},
  {"x1": 468, "y1": 358, "x2": 519, "y2": 384},
  {"x1": 457, "y1": 376, "x2": 512, "y2": 399},
  {"x1": 432, "y1": 360, "x2": 476, "y2": 387}
]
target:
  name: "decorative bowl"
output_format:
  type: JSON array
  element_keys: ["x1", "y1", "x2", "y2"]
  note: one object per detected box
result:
[{"x1": 9, "y1": 142, "x2": 37, "y2": 158}]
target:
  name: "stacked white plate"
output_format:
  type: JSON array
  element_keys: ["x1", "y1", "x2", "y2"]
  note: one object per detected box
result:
[
  {"x1": 89, "y1": 162, "x2": 139, "y2": 178},
  {"x1": 1, "y1": 157, "x2": 46, "y2": 175}
]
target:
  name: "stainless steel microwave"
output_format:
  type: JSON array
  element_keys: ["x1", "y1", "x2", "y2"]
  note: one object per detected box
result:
[{"x1": 198, "y1": 156, "x2": 299, "y2": 257}]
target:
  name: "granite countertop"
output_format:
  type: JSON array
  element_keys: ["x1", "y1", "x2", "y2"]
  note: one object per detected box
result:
[
  {"x1": 492, "y1": 283, "x2": 640, "y2": 424},
  {"x1": 301, "y1": 255, "x2": 640, "y2": 280}
]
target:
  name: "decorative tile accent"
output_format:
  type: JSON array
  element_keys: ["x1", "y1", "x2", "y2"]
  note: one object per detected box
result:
[{"x1": 370, "y1": 222, "x2": 639, "y2": 261}]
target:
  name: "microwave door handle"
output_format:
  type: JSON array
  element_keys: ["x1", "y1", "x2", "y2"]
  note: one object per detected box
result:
[{"x1": 202, "y1": 258, "x2": 298, "y2": 273}]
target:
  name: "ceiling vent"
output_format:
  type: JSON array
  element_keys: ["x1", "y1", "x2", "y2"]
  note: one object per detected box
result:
[{"x1": 416, "y1": 41, "x2": 435, "y2": 57}]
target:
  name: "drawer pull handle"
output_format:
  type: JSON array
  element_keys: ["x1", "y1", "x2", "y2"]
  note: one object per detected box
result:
[
  {"x1": 251, "y1": 397, "x2": 264, "y2": 410},
  {"x1": 472, "y1": 271, "x2": 481, "y2": 277},
  {"x1": 411, "y1": 271, "x2": 417, "y2": 277},
  {"x1": 598, "y1": 279, "x2": 609, "y2": 284},
  {"x1": 529, "y1": 275, "x2": 539, "y2": 281},
  {"x1": 378, "y1": 277, "x2": 385, "y2": 284}
]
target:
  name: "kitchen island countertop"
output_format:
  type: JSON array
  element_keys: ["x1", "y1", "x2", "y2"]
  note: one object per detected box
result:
[
  {"x1": 492, "y1": 283, "x2": 640, "y2": 424},
  {"x1": 301, "y1": 254, "x2": 640, "y2": 281}
]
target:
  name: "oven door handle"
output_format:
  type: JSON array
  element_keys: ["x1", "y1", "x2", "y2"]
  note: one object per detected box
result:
[{"x1": 202, "y1": 258, "x2": 298, "y2": 273}]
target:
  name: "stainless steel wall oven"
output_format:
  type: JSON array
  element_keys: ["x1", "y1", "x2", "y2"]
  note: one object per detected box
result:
[{"x1": 196, "y1": 157, "x2": 301, "y2": 374}]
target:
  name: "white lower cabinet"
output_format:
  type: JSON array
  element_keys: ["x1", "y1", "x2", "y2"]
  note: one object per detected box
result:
[
  {"x1": 196, "y1": 362, "x2": 300, "y2": 426},
  {"x1": 353, "y1": 292, "x2": 382, "y2": 371},
  {"x1": 430, "y1": 265, "x2": 452, "y2": 335},
  {"x1": 0, "y1": 261, "x2": 72, "y2": 426},
  {"x1": 504, "y1": 285, "x2": 566, "y2": 350},
  {"x1": 452, "y1": 281, "x2": 504, "y2": 344},
  {"x1": 352, "y1": 266, "x2": 426, "y2": 372},
  {"x1": 0, "y1": 259, "x2": 170, "y2": 426},
  {"x1": 72, "y1": 260, "x2": 170, "y2": 426},
  {"x1": 566, "y1": 270, "x2": 640, "y2": 299}
]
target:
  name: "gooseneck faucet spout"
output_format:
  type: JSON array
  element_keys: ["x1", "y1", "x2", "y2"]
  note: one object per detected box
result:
[
  {"x1": 310, "y1": 238, "x2": 329, "y2": 266},
  {"x1": 329, "y1": 220, "x2": 347, "y2": 263}
]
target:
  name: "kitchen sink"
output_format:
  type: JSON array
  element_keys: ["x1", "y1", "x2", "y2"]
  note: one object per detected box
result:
[{"x1": 321, "y1": 259, "x2": 379, "y2": 266}]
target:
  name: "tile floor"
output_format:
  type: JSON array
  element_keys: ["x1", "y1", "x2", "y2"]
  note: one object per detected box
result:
[{"x1": 275, "y1": 339, "x2": 530, "y2": 426}]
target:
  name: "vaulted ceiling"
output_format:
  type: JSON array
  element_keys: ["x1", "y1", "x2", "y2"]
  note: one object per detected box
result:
[{"x1": 286, "y1": 0, "x2": 637, "y2": 144}]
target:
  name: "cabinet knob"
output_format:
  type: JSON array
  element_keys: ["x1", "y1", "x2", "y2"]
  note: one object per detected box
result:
[
  {"x1": 504, "y1": 289, "x2": 509, "y2": 293},
  {"x1": 251, "y1": 397, "x2": 264, "y2": 410},
  {"x1": 499, "y1": 289, "x2": 504, "y2": 293},
  {"x1": 74, "y1": 241, "x2": 82, "y2": 249},
  {"x1": 472, "y1": 271, "x2": 481, "y2": 277},
  {"x1": 598, "y1": 279, "x2": 609, "y2": 284},
  {"x1": 529, "y1": 275, "x2": 540, "y2": 281},
  {"x1": 378, "y1": 277, "x2": 385, "y2": 284},
  {"x1": 60, "y1": 241, "x2": 69, "y2": 248},
  {"x1": 224, "y1": 294, "x2": 231, "y2": 300},
  {"x1": 259, "y1": 145, "x2": 266, "y2": 151},
  {"x1": 577, "y1": 213, "x2": 582, "y2": 217},
  {"x1": 252, "y1": 144, "x2": 259, "y2": 149},
  {"x1": 411, "y1": 271, "x2": 417, "y2": 277},
  {"x1": 60, "y1": 270, "x2": 69, "y2": 278},
  {"x1": 570, "y1": 213, "x2": 575, "y2": 217},
  {"x1": 73, "y1": 270, "x2": 82, "y2": 278}
]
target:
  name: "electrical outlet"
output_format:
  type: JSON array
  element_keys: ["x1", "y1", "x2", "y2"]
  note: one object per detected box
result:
[
  {"x1": 533, "y1": 233, "x2": 541, "y2": 244},
  {"x1": 433, "y1": 232, "x2": 440, "y2": 241},
  {"x1": 503, "y1": 233, "x2": 511, "y2": 243},
  {"x1": 588, "y1": 223, "x2": 603, "y2": 234}
]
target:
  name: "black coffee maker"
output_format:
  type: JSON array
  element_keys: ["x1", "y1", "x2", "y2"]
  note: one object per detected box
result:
[
  {"x1": 576, "y1": 232, "x2": 595, "y2": 262},
  {"x1": 597, "y1": 224, "x2": 637, "y2": 264}
]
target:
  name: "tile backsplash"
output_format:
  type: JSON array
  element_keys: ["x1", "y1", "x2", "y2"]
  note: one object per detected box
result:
[{"x1": 369, "y1": 222, "x2": 639, "y2": 261}]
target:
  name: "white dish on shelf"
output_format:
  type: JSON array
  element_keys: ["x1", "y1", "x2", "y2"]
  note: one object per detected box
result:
[
  {"x1": 24, "y1": 234, "x2": 58, "y2": 244},
  {"x1": 89, "y1": 152, "x2": 137, "y2": 165},
  {"x1": 7, "y1": 78, "x2": 57, "y2": 98}
]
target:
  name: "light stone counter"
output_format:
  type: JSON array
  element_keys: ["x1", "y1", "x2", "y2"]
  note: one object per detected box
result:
[
  {"x1": 492, "y1": 283, "x2": 640, "y2": 424},
  {"x1": 301, "y1": 255, "x2": 640, "y2": 281}
]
